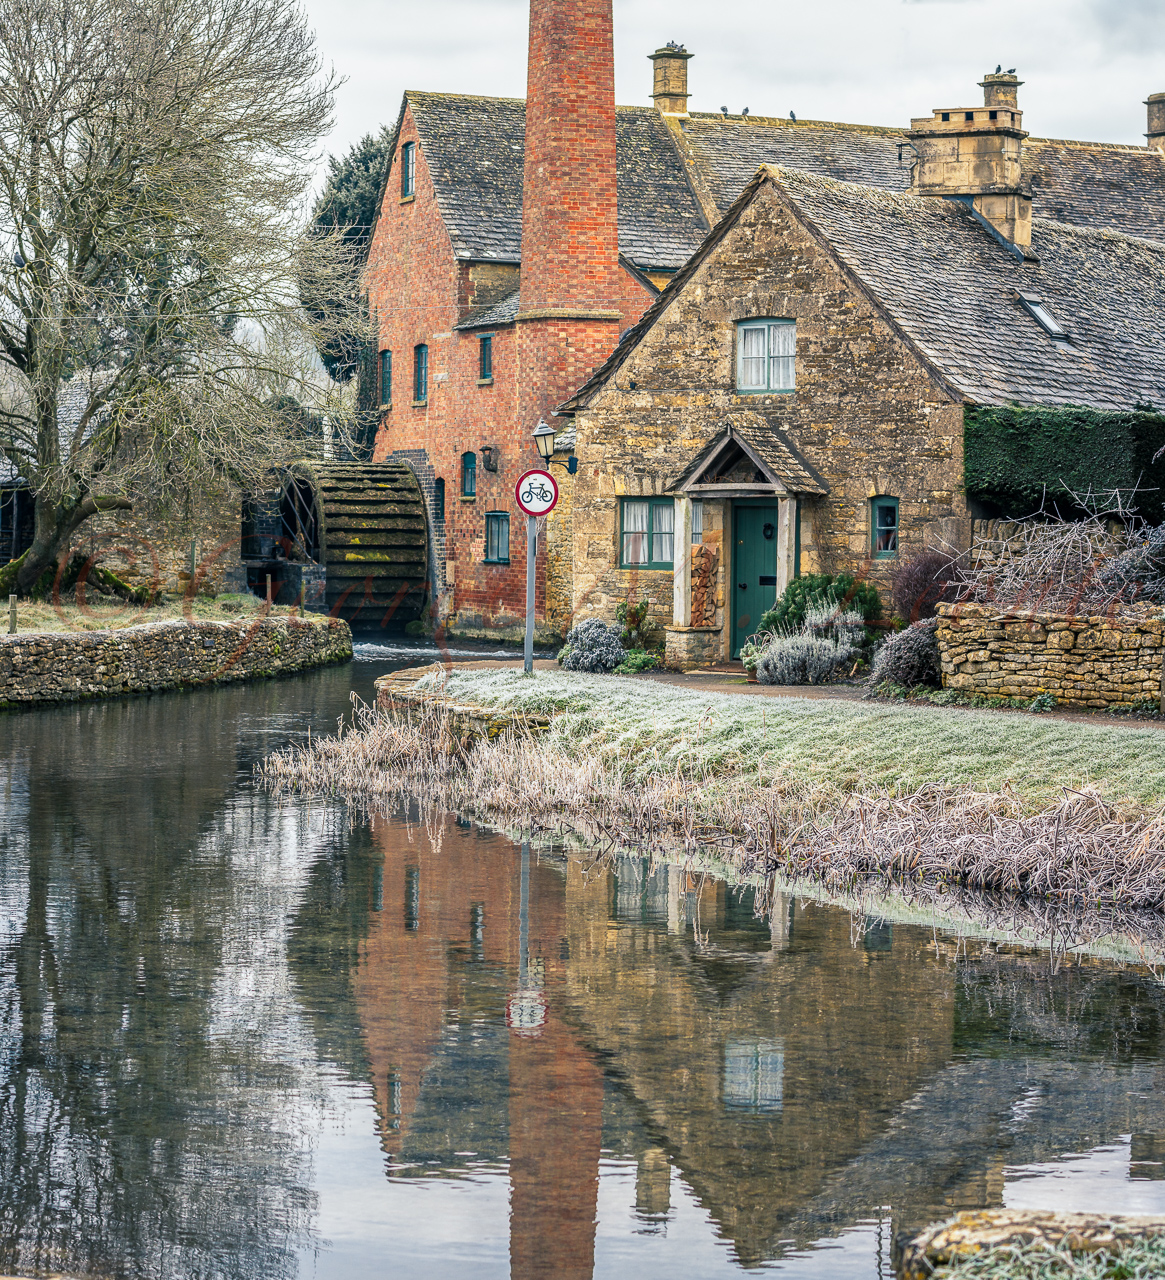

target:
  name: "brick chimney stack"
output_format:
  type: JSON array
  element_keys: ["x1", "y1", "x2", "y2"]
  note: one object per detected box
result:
[
  {"x1": 649, "y1": 44, "x2": 693, "y2": 115},
  {"x1": 1148, "y1": 93, "x2": 1165, "y2": 154},
  {"x1": 518, "y1": 0, "x2": 621, "y2": 318},
  {"x1": 906, "y1": 72, "x2": 1032, "y2": 252}
]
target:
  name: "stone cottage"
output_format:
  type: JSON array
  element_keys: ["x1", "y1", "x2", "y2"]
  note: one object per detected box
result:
[
  {"x1": 360, "y1": 0, "x2": 1163, "y2": 645},
  {"x1": 549, "y1": 78, "x2": 1165, "y2": 666}
]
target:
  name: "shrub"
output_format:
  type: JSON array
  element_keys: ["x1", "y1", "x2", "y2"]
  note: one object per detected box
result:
[
  {"x1": 559, "y1": 618, "x2": 625, "y2": 673},
  {"x1": 614, "y1": 648, "x2": 660, "y2": 674},
  {"x1": 890, "y1": 550, "x2": 959, "y2": 622},
  {"x1": 758, "y1": 572, "x2": 882, "y2": 634},
  {"x1": 868, "y1": 618, "x2": 941, "y2": 689},
  {"x1": 615, "y1": 599, "x2": 654, "y2": 648},
  {"x1": 757, "y1": 634, "x2": 859, "y2": 686}
]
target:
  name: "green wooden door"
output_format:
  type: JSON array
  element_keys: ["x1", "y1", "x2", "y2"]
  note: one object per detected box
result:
[{"x1": 731, "y1": 503, "x2": 780, "y2": 658}]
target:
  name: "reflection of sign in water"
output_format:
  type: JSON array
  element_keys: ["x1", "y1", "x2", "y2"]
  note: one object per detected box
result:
[
  {"x1": 515, "y1": 469, "x2": 559, "y2": 517},
  {"x1": 506, "y1": 987, "x2": 548, "y2": 1037},
  {"x1": 723, "y1": 1038, "x2": 784, "y2": 1113}
]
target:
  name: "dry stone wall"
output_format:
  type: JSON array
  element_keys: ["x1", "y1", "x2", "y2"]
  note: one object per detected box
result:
[
  {"x1": 0, "y1": 616, "x2": 351, "y2": 707},
  {"x1": 935, "y1": 602, "x2": 1164, "y2": 708}
]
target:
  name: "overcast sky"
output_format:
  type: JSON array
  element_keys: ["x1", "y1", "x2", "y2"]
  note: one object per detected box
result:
[{"x1": 301, "y1": 0, "x2": 1164, "y2": 181}]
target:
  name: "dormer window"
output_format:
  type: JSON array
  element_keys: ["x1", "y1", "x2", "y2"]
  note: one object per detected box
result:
[{"x1": 1016, "y1": 290, "x2": 1068, "y2": 340}]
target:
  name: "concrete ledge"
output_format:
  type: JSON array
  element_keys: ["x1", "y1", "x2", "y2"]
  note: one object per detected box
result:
[
  {"x1": 898, "y1": 1210, "x2": 1165, "y2": 1279},
  {"x1": 376, "y1": 665, "x2": 551, "y2": 744},
  {"x1": 0, "y1": 616, "x2": 352, "y2": 707}
]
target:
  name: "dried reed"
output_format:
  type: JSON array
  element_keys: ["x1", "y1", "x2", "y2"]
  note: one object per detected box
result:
[{"x1": 260, "y1": 700, "x2": 1165, "y2": 912}]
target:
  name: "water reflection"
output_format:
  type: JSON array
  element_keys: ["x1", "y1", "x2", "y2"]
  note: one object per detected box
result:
[{"x1": 1, "y1": 667, "x2": 1164, "y2": 1280}]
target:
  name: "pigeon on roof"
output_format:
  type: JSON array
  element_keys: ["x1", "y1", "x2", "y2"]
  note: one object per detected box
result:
[
  {"x1": 995, "y1": 64, "x2": 1001, "y2": 74},
  {"x1": 789, "y1": 111, "x2": 796, "y2": 122}
]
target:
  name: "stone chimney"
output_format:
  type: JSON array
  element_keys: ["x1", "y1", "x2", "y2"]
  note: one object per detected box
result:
[
  {"x1": 649, "y1": 43, "x2": 692, "y2": 115},
  {"x1": 518, "y1": 0, "x2": 621, "y2": 319},
  {"x1": 1148, "y1": 92, "x2": 1165, "y2": 154},
  {"x1": 906, "y1": 72, "x2": 1032, "y2": 252}
]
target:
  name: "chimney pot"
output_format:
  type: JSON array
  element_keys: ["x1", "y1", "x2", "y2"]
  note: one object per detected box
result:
[
  {"x1": 649, "y1": 44, "x2": 693, "y2": 115},
  {"x1": 1148, "y1": 92, "x2": 1165, "y2": 154},
  {"x1": 980, "y1": 72, "x2": 1022, "y2": 110}
]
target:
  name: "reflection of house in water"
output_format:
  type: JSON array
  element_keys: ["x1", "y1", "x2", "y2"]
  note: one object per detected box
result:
[{"x1": 353, "y1": 820, "x2": 1165, "y2": 1273}]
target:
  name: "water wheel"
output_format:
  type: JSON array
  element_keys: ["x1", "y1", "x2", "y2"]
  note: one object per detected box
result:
[{"x1": 303, "y1": 461, "x2": 429, "y2": 626}]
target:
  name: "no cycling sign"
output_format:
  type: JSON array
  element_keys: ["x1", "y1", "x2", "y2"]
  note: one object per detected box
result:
[{"x1": 515, "y1": 469, "x2": 559, "y2": 517}]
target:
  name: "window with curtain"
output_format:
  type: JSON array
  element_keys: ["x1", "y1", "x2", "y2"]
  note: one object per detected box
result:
[
  {"x1": 400, "y1": 142, "x2": 416, "y2": 197},
  {"x1": 872, "y1": 496, "x2": 899, "y2": 558},
  {"x1": 461, "y1": 451, "x2": 476, "y2": 498},
  {"x1": 413, "y1": 344, "x2": 428, "y2": 402},
  {"x1": 736, "y1": 319, "x2": 796, "y2": 392},
  {"x1": 620, "y1": 498, "x2": 675, "y2": 568},
  {"x1": 691, "y1": 500, "x2": 704, "y2": 545},
  {"x1": 484, "y1": 512, "x2": 509, "y2": 563},
  {"x1": 379, "y1": 349, "x2": 392, "y2": 405}
]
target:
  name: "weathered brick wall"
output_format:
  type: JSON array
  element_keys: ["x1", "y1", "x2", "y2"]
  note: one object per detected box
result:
[
  {"x1": 0, "y1": 616, "x2": 352, "y2": 707},
  {"x1": 565, "y1": 179, "x2": 968, "y2": 654},
  {"x1": 936, "y1": 602, "x2": 1165, "y2": 708}
]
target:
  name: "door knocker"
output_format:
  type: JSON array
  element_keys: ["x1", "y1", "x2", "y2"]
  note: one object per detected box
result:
[{"x1": 763, "y1": 522, "x2": 775, "y2": 540}]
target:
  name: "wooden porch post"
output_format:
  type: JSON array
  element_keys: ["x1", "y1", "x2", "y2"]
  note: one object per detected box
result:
[
  {"x1": 673, "y1": 495, "x2": 692, "y2": 626},
  {"x1": 776, "y1": 496, "x2": 796, "y2": 596}
]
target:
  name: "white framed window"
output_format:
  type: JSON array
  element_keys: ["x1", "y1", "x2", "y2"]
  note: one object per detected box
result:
[
  {"x1": 691, "y1": 499, "x2": 703, "y2": 545},
  {"x1": 736, "y1": 319, "x2": 795, "y2": 393}
]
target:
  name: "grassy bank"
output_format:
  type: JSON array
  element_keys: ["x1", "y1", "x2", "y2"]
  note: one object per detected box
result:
[
  {"x1": 7, "y1": 592, "x2": 312, "y2": 635},
  {"x1": 441, "y1": 668, "x2": 1165, "y2": 812}
]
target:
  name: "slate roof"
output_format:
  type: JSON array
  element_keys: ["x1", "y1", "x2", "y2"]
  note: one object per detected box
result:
[
  {"x1": 454, "y1": 288, "x2": 519, "y2": 331},
  {"x1": 778, "y1": 167, "x2": 1165, "y2": 410},
  {"x1": 676, "y1": 114, "x2": 1164, "y2": 244},
  {"x1": 670, "y1": 412, "x2": 829, "y2": 495},
  {"x1": 559, "y1": 166, "x2": 1165, "y2": 416},
  {"x1": 404, "y1": 93, "x2": 709, "y2": 270}
]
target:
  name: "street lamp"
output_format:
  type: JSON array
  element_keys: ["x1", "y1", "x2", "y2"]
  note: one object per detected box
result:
[{"x1": 532, "y1": 419, "x2": 578, "y2": 473}]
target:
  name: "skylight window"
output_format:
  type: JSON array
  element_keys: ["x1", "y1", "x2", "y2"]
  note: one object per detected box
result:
[{"x1": 1016, "y1": 290, "x2": 1068, "y2": 339}]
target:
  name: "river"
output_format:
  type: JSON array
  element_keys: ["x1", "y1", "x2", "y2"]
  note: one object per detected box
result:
[{"x1": 0, "y1": 647, "x2": 1162, "y2": 1280}]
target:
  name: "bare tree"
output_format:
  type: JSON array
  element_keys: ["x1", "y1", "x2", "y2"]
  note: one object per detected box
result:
[{"x1": 0, "y1": 0, "x2": 367, "y2": 594}]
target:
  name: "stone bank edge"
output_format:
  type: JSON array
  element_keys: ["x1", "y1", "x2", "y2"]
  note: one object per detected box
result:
[
  {"x1": 935, "y1": 602, "x2": 1165, "y2": 710},
  {"x1": 0, "y1": 616, "x2": 352, "y2": 707}
]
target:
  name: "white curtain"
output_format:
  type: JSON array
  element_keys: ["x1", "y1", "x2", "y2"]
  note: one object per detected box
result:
[
  {"x1": 622, "y1": 500, "x2": 649, "y2": 564},
  {"x1": 739, "y1": 325, "x2": 766, "y2": 389},
  {"x1": 769, "y1": 322, "x2": 795, "y2": 390},
  {"x1": 653, "y1": 502, "x2": 674, "y2": 564}
]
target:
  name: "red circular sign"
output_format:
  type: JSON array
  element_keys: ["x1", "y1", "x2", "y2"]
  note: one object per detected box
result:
[{"x1": 515, "y1": 469, "x2": 559, "y2": 517}]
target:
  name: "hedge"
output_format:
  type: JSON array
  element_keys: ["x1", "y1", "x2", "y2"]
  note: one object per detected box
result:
[{"x1": 964, "y1": 404, "x2": 1165, "y2": 521}]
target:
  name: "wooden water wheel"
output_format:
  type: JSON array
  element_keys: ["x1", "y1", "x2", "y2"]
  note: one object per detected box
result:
[{"x1": 300, "y1": 461, "x2": 428, "y2": 626}]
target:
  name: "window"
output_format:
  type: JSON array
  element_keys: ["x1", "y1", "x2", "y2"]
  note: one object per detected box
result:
[
  {"x1": 723, "y1": 1039, "x2": 784, "y2": 1114},
  {"x1": 621, "y1": 498, "x2": 675, "y2": 569},
  {"x1": 434, "y1": 478, "x2": 445, "y2": 521},
  {"x1": 484, "y1": 512, "x2": 510, "y2": 563},
  {"x1": 479, "y1": 334, "x2": 493, "y2": 381},
  {"x1": 691, "y1": 499, "x2": 703, "y2": 545},
  {"x1": 413, "y1": 344, "x2": 428, "y2": 402},
  {"x1": 1015, "y1": 290, "x2": 1068, "y2": 340},
  {"x1": 379, "y1": 349, "x2": 392, "y2": 405},
  {"x1": 872, "y1": 497, "x2": 899, "y2": 558},
  {"x1": 400, "y1": 142, "x2": 416, "y2": 198},
  {"x1": 736, "y1": 319, "x2": 795, "y2": 393},
  {"x1": 461, "y1": 451, "x2": 476, "y2": 498}
]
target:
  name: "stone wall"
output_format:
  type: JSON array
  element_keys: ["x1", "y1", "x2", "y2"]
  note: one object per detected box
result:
[
  {"x1": 935, "y1": 602, "x2": 1165, "y2": 708},
  {"x1": 0, "y1": 616, "x2": 352, "y2": 707}
]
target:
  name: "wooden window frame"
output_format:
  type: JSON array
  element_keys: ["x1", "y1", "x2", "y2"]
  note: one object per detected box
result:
[
  {"x1": 478, "y1": 334, "x2": 493, "y2": 382},
  {"x1": 484, "y1": 511, "x2": 510, "y2": 564},
  {"x1": 413, "y1": 343, "x2": 428, "y2": 404},
  {"x1": 401, "y1": 142, "x2": 416, "y2": 198},
  {"x1": 379, "y1": 349, "x2": 392, "y2": 406},
  {"x1": 434, "y1": 478, "x2": 445, "y2": 522},
  {"x1": 619, "y1": 497, "x2": 675, "y2": 571},
  {"x1": 461, "y1": 451, "x2": 477, "y2": 499},
  {"x1": 871, "y1": 496, "x2": 899, "y2": 559},
  {"x1": 735, "y1": 318, "x2": 796, "y2": 394}
]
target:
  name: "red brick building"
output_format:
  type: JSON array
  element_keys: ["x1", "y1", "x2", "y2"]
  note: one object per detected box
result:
[{"x1": 366, "y1": 0, "x2": 1164, "y2": 642}]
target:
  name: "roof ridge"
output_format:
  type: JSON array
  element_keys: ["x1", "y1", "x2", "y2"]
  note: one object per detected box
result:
[
  {"x1": 687, "y1": 112, "x2": 904, "y2": 136},
  {"x1": 1028, "y1": 136, "x2": 1161, "y2": 152}
]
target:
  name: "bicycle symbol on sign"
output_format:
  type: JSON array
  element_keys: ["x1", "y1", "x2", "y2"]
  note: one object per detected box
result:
[{"x1": 520, "y1": 479, "x2": 554, "y2": 506}]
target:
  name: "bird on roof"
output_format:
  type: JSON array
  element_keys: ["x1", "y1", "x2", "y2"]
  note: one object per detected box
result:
[
  {"x1": 995, "y1": 64, "x2": 1001, "y2": 74},
  {"x1": 721, "y1": 105, "x2": 728, "y2": 115},
  {"x1": 1007, "y1": 68, "x2": 1016, "y2": 74},
  {"x1": 742, "y1": 107, "x2": 749, "y2": 117},
  {"x1": 789, "y1": 111, "x2": 796, "y2": 122}
]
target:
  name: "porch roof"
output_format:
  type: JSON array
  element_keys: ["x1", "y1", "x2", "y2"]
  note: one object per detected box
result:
[{"x1": 667, "y1": 412, "x2": 829, "y2": 497}]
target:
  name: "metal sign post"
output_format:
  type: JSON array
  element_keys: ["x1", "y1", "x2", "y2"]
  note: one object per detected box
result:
[{"x1": 514, "y1": 468, "x2": 560, "y2": 675}]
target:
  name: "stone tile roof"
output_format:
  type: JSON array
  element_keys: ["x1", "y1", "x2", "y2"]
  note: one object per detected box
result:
[
  {"x1": 404, "y1": 92, "x2": 709, "y2": 270},
  {"x1": 777, "y1": 167, "x2": 1165, "y2": 410},
  {"x1": 560, "y1": 166, "x2": 1165, "y2": 416},
  {"x1": 454, "y1": 288, "x2": 519, "y2": 331},
  {"x1": 668, "y1": 412, "x2": 829, "y2": 495},
  {"x1": 678, "y1": 114, "x2": 1164, "y2": 244}
]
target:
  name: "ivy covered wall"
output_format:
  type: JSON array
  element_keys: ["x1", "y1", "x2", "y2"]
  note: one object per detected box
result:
[{"x1": 964, "y1": 405, "x2": 1165, "y2": 521}]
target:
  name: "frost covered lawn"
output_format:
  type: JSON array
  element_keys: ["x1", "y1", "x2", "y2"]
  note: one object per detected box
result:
[{"x1": 440, "y1": 668, "x2": 1165, "y2": 811}]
